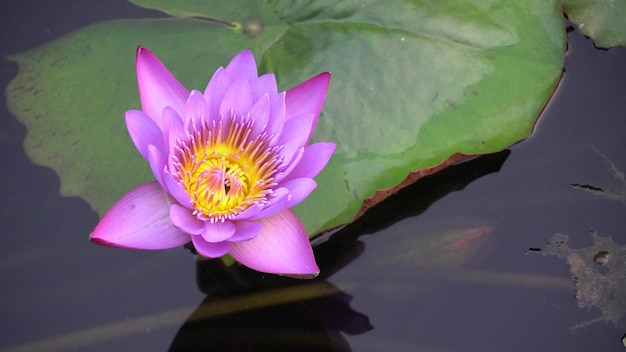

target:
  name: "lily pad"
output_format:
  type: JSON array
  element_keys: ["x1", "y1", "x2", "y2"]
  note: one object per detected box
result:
[
  {"x1": 563, "y1": 0, "x2": 626, "y2": 48},
  {"x1": 5, "y1": 0, "x2": 565, "y2": 236}
]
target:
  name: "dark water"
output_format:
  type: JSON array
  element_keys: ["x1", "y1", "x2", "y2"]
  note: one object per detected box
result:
[{"x1": 1, "y1": 2, "x2": 625, "y2": 351}]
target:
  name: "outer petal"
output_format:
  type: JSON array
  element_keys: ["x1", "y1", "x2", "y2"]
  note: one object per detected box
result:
[
  {"x1": 281, "y1": 142, "x2": 336, "y2": 182},
  {"x1": 90, "y1": 181, "x2": 189, "y2": 249},
  {"x1": 136, "y1": 47, "x2": 189, "y2": 128},
  {"x1": 125, "y1": 110, "x2": 165, "y2": 161},
  {"x1": 284, "y1": 72, "x2": 331, "y2": 139},
  {"x1": 229, "y1": 209, "x2": 319, "y2": 277}
]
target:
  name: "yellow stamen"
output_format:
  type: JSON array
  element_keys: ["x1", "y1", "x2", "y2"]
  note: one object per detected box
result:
[{"x1": 171, "y1": 116, "x2": 281, "y2": 222}]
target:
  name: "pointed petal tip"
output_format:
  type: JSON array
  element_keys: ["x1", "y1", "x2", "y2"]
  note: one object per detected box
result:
[
  {"x1": 90, "y1": 182, "x2": 190, "y2": 250},
  {"x1": 280, "y1": 269, "x2": 320, "y2": 280},
  {"x1": 89, "y1": 234, "x2": 116, "y2": 247},
  {"x1": 229, "y1": 209, "x2": 319, "y2": 277}
]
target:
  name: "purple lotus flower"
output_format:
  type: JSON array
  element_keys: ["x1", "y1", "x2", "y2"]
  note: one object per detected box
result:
[{"x1": 90, "y1": 47, "x2": 334, "y2": 278}]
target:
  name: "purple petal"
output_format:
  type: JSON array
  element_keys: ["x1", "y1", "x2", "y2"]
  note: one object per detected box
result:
[
  {"x1": 192, "y1": 235, "x2": 230, "y2": 258},
  {"x1": 231, "y1": 203, "x2": 264, "y2": 220},
  {"x1": 219, "y1": 79, "x2": 253, "y2": 118},
  {"x1": 204, "y1": 67, "x2": 231, "y2": 122},
  {"x1": 266, "y1": 92, "x2": 286, "y2": 139},
  {"x1": 202, "y1": 221, "x2": 236, "y2": 242},
  {"x1": 169, "y1": 204, "x2": 204, "y2": 234},
  {"x1": 248, "y1": 94, "x2": 270, "y2": 136},
  {"x1": 162, "y1": 106, "x2": 184, "y2": 146},
  {"x1": 284, "y1": 72, "x2": 330, "y2": 137},
  {"x1": 281, "y1": 142, "x2": 336, "y2": 182},
  {"x1": 275, "y1": 147, "x2": 304, "y2": 183},
  {"x1": 144, "y1": 145, "x2": 191, "y2": 208},
  {"x1": 224, "y1": 49, "x2": 258, "y2": 82},
  {"x1": 276, "y1": 113, "x2": 315, "y2": 165},
  {"x1": 251, "y1": 187, "x2": 290, "y2": 220},
  {"x1": 229, "y1": 220, "x2": 263, "y2": 242},
  {"x1": 90, "y1": 181, "x2": 189, "y2": 249},
  {"x1": 281, "y1": 178, "x2": 317, "y2": 208},
  {"x1": 229, "y1": 209, "x2": 319, "y2": 277},
  {"x1": 183, "y1": 90, "x2": 209, "y2": 129},
  {"x1": 136, "y1": 47, "x2": 188, "y2": 129},
  {"x1": 146, "y1": 144, "x2": 166, "y2": 186},
  {"x1": 125, "y1": 110, "x2": 165, "y2": 161},
  {"x1": 250, "y1": 73, "x2": 278, "y2": 100},
  {"x1": 162, "y1": 168, "x2": 191, "y2": 206}
]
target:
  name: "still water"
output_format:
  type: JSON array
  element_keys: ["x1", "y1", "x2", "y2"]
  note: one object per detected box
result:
[{"x1": 1, "y1": 2, "x2": 625, "y2": 351}]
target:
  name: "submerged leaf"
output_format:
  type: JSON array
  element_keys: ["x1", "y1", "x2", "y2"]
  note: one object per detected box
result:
[
  {"x1": 5, "y1": 1, "x2": 565, "y2": 236},
  {"x1": 530, "y1": 231, "x2": 626, "y2": 329},
  {"x1": 570, "y1": 149, "x2": 626, "y2": 203}
]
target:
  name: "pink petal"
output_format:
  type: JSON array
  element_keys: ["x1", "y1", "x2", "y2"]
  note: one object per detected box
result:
[
  {"x1": 202, "y1": 220, "x2": 236, "y2": 242},
  {"x1": 90, "y1": 181, "x2": 189, "y2": 249},
  {"x1": 125, "y1": 110, "x2": 165, "y2": 161},
  {"x1": 282, "y1": 142, "x2": 336, "y2": 182},
  {"x1": 284, "y1": 72, "x2": 330, "y2": 138},
  {"x1": 169, "y1": 204, "x2": 204, "y2": 234},
  {"x1": 192, "y1": 235, "x2": 230, "y2": 258},
  {"x1": 136, "y1": 47, "x2": 189, "y2": 129},
  {"x1": 229, "y1": 209, "x2": 319, "y2": 277},
  {"x1": 224, "y1": 49, "x2": 258, "y2": 82}
]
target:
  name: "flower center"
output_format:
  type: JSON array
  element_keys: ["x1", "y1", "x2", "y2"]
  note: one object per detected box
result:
[{"x1": 171, "y1": 116, "x2": 282, "y2": 222}]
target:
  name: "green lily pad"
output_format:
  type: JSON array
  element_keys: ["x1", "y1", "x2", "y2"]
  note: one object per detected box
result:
[
  {"x1": 563, "y1": 0, "x2": 626, "y2": 48},
  {"x1": 5, "y1": 0, "x2": 565, "y2": 236}
]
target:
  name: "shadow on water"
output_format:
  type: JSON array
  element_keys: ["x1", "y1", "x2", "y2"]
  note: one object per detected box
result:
[{"x1": 168, "y1": 151, "x2": 509, "y2": 351}]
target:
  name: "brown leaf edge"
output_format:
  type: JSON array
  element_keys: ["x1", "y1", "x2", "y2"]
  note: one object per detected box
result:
[{"x1": 356, "y1": 152, "x2": 473, "y2": 220}]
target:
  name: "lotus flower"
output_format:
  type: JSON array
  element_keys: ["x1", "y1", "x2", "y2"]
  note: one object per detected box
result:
[{"x1": 90, "y1": 47, "x2": 335, "y2": 278}]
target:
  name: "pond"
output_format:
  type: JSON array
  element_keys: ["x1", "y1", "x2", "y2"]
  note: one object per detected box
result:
[{"x1": 1, "y1": 2, "x2": 625, "y2": 351}]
